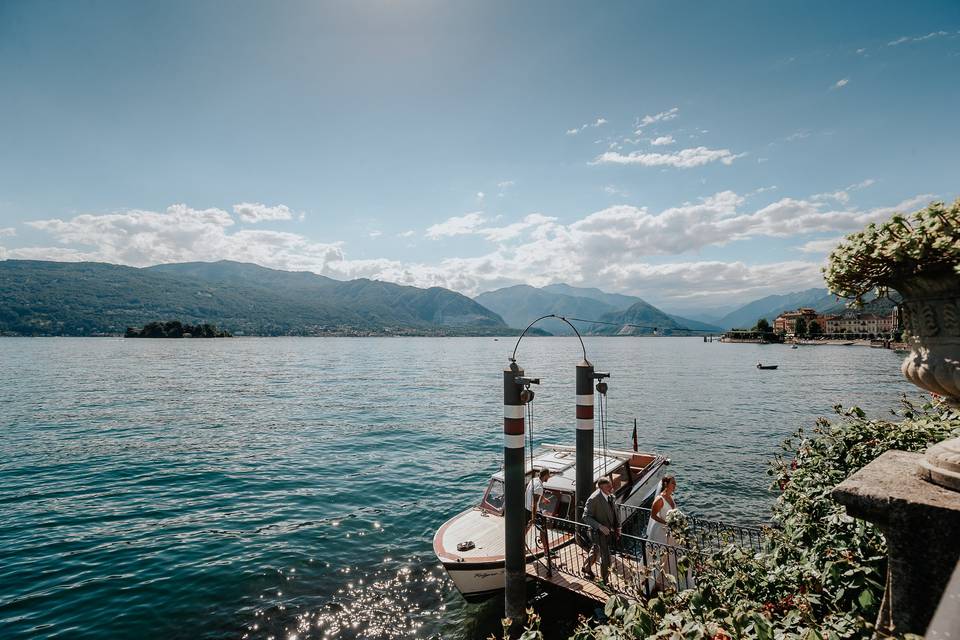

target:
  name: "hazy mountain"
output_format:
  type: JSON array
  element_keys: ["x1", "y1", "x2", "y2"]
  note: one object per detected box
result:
[
  {"x1": 717, "y1": 288, "x2": 837, "y2": 329},
  {"x1": 821, "y1": 293, "x2": 900, "y2": 316},
  {"x1": 0, "y1": 260, "x2": 508, "y2": 336},
  {"x1": 540, "y1": 283, "x2": 643, "y2": 310},
  {"x1": 475, "y1": 283, "x2": 721, "y2": 335},
  {"x1": 541, "y1": 283, "x2": 721, "y2": 332},
  {"x1": 474, "y1": 284, "x2": 620, "y2": 335},
  {"x1": 589, "y1": 300, "x2": 688, "y2": 336}
]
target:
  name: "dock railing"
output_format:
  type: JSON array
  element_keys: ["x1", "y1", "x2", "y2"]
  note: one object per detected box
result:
[
  {"x1": 530, "y1": 507, "x2": 765, "y2": 601},
  {"x1": 618, "y1": 504, "x2": 766, "y2": 552}
]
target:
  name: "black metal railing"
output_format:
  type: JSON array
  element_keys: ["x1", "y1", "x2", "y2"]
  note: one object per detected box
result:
[
  {"x1": 618, "y1": 504, "x2": 766, "y2": 552},
  {"x1": 527, "y1": 507, "x2": 765, "y2": 600}
]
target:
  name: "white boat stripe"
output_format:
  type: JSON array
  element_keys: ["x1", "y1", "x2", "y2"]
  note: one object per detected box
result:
[
  {"x1": 576, "y1": 394, "x2": 594, "y2": 405},
  {"x1": 503, "y1": 405, "x2": 524, "y2": 419},
  {"x1": 504, "y1": 434, "x2": 525, "y2": 449}
]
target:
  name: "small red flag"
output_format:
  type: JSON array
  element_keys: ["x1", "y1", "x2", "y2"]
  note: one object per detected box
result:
[{"x1": 632, "y1": 419, "x2": 638, "y2": 452}]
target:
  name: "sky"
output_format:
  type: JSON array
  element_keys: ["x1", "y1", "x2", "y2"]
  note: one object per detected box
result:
[{"x1": 1, "y1": 1, "x2": 958, "y2": 315}]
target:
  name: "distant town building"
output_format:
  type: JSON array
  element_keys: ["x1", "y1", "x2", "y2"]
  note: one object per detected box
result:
[
  {"x1": 822, "y1": 309, "x2": 897, "y2": 335},
  {"x1": 773, "y1": 308, "x2": 819, "y2": 334},
  {"x1": 774, "y1": 307, "x2": 898, "y2": 337}
]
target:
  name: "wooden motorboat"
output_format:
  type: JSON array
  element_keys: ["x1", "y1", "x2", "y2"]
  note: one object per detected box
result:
[
  {"x1": 756, "y1": 363, "x2": 778, "y2": 370},
  {"x1": 433, "y1": 444, "x2": 668, "y2": 602}
]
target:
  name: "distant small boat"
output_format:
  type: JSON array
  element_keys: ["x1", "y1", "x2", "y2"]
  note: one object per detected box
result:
[
  {"x1": 757, "y1": 363, "x2": 778, "y2": 370},
  {"x1": 791, "y1": 345, "x2": 799, "y2": 349},
  {"x1": 842, "y1": 342, "x2": 855, "y2": 346}
]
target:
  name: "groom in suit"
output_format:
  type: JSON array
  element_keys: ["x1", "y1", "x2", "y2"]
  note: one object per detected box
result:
[{"x1": 581, "y1": 477, "x2": 620, "y2": 581}]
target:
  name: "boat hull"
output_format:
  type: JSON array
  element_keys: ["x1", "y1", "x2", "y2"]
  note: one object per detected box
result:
[{"x1": 435, "y1": 456, "x2": 666, "y2": 601}]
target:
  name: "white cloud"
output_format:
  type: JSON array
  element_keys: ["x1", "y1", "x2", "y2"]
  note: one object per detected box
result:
[
  {"x1": 497, "y1": 180, "x2": 515, "y2": 189},
  {"x1": 369, "y1": 230, "x2": 382, "y2": 238},
  {"x1": 915, "y1": 30, "x2": 949, "y2": 41},
  {"x1": 638, "y1": 107, "x2": 679, "y2": 127},
  {"x1": 597, "y1": 260, "x2": 824, "y2": 305},
  {"x1": 425, "y1": 212, "x2": 487, "y2": 239},
  {"x1": 566, "y1": 117, "x2": 608, "y2": 135},
  {"x1": 0, "y1": 227, "x2": 15, "y2": 237},
  {"x1": 232, "y1": 202, "x2": 295, "y2": 223},
  {"x1": 889, "y1": 31, "x2": 950, "y2": 46},
  {"x1": 650, "y1": 135, "x2": 675, "y2": 146},
  {"x1": 398, "y1": 230, "x2": 415, "y2": 238},
  {"x1": 832, "y1": 78, "x2": 849, "y2": 89},
  {"x1": 479, "y1": 213, "x2": 557, "y2": 242},
  {"x1": 12, "y1": 189, "x2": 937, "y2": 309},
  {"x1": 603, "y1": 185, "x2": 628, "y2": 197},
  {"x1": 812, "y1": 178, "x2": 875, "y2": 203},
  {"x1": 591, "y1": 146, "x2": 744, "y2": 168},
  {"x1": 784, "y1": 130, "x2": 811, "y2": 142},
  {"x1": 20, "y1": 204, "x2": 345, "y2": 271},
  {"x1": 856, "y1": 47, "x2": 867, "y2": 55},
  {"x1": 797, "y1": 237, "x2": 845, "y2": 254}
]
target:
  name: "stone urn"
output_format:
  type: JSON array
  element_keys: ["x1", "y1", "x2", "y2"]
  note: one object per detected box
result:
[{"x1": 896, "y1": 271, "x2": 960, "y2": 490}]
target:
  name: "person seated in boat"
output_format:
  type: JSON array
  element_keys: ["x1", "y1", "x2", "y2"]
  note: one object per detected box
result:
[
  {"x1": 581, "y1": 477, "x2": 620, "y2": 582},
  {"x1": 524, "y1": 468, "x2": 552, "y2": 556}
]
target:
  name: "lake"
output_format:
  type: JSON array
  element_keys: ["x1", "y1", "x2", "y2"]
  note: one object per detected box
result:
[{"x1": 0, "y1": 337, "x2": 914, "y2": 638}]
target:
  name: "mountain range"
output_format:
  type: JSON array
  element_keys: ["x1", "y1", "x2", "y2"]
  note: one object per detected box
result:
[
  {"x1": 0, "y1": 260, "x2": 507, "y2": 336},
  {"x1": 1, "y1": 258, "x2": 889, "y2": 338},
  {"x1": 474, "y1": 284, "x2": 722, "y2": 335}
]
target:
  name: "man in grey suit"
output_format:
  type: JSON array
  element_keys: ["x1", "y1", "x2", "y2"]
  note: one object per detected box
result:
[{"x1": 581, "y1": 477, "x2": 620, "y2": 581}]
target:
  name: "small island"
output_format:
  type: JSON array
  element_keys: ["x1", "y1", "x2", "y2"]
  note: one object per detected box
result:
[{"x1": 125, "y1": 321, "x2": 232, "y2": 338}]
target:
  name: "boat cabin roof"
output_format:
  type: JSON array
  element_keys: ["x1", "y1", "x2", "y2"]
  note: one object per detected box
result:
[{"x1": 490, "y1": 444, "x2": 647, "y2": 493}]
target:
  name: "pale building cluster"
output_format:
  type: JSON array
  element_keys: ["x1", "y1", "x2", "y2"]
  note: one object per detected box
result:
[{"x1": 773, "y1": 307, "x2": 899, "y2": 337}]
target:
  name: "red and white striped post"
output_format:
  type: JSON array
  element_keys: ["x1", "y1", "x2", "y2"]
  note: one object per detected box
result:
[
  {"x1": 575, "y1": 359, "x2": 595, "y2": 523},
  {"x1": 503, "y1": 360, "x2": 526, "y2": 620}
]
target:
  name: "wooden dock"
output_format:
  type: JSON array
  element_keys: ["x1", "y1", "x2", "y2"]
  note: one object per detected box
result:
[{"x1": 525, "y1": 545, "x2": 649, "y2": 603}]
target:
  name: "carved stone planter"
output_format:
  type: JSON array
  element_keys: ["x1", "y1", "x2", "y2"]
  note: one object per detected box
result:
[{"x1": 896, "y1": 273, "x2": 960, "y2": 491}]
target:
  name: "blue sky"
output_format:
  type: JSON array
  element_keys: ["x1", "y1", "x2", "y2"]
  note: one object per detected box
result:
[{"x1": 1, "y1": 1, "x2": 958, "y2": 313}]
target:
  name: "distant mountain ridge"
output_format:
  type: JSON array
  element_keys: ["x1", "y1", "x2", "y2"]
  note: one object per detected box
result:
[
  {"x1": 0, "y1": 260, "x2": 508, "y2": 336},
  {"x1": 716, "y1": 288, "x2": 837, "y2": 329},
  {"x1": 714, "y1": 288, "x2": 898, "y2": 329},
  {"x1": 474, "y1": 283, "x2": 721, "y2": 335}
]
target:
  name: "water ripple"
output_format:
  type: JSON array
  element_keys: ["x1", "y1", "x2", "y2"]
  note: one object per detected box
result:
[{"x1": 0, "y1": 337, "x2": 915, "y2": 638}]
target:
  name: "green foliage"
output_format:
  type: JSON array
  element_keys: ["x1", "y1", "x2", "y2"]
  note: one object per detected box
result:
[
  {"x1": 824, "y1": 199, "x2": 960, "y2": 303},
  {"x1": 125, "y1": 321, "x2": 232, "y2": 338},
  {"x1": 808, "y1": 321, "x2": 822, "y2": 336},
  {"x1": 754, "y1": 318, "x2": 772, "y2": 333},
  {"x1": 572, "y1": 398, "x2": 960, "y2": 639}
]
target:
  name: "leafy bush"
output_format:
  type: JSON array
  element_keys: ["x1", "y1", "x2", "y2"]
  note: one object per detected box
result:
[
  {"x1": 824, "y1": 199, "x2": 960, "y2": 303},
  {"x1": 502, "y1": 399, "x2": 960, "y2": 640}
]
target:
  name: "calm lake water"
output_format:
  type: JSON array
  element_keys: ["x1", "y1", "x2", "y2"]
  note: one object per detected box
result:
[{"x1": 0, "y1": 337, "x2": 914, "y2": 639}]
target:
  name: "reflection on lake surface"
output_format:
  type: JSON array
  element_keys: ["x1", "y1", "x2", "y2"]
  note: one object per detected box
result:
[{"x1": 0, "y1": 337, "x2": 914, "y2": 638}]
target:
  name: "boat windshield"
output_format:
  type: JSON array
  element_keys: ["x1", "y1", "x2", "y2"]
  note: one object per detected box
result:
[{"x1": 481, "y1": 478, "x2": 505, "y2": 513}]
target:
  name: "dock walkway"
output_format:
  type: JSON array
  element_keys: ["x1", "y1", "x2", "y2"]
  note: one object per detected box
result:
[{"x1": 526, "y1": 508, "x2": 763, "y2": 603}]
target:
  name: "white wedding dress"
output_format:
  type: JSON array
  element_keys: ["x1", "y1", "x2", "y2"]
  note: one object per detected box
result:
[{"x1": 645, "y1": 492, "x2": 694, "y2": 591}]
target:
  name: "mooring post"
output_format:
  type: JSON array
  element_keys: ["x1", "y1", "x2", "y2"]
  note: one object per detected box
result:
[
  {"x1": 503, "y1": 360, "x2": 526, "y2": 622},
  {"x1": 575, "y1": 359, "x2": 595, "y2": 524}
]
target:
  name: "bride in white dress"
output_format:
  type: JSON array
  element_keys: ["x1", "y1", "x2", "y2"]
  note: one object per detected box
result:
[{"x1": 645, "y1": 475, "x2": 693, "y2": 591}]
